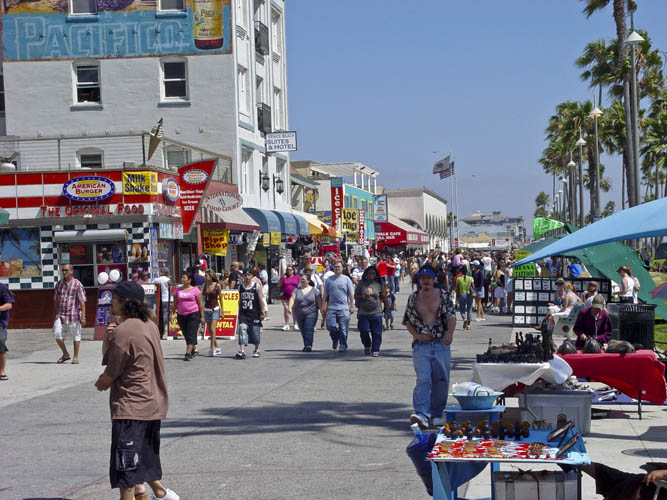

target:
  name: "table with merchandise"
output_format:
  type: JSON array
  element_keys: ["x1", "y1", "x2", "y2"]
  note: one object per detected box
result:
[{"x1": 429, "y1": 424, "x2": 590, "y2": 500}]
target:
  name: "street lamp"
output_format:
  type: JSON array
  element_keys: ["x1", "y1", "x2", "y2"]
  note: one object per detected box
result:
[
  {"x1": 576, "y1": 131, "x2": 586, "y2": 226},
  {"x1": 567, "y1": 155, "x2": 576, "y2": 225},
  {"x1": 626, "y1": 28, "x2": 644, "y2": 207},
  {"x1": 260, "y1": 172, "x2": 270, "y2": 192},
  {"x1": 589, "y1": 105, "x2": 602, "y2": 218},
  {"x1": 274, "y1": 174, "x2": 284, "y2": 195}
]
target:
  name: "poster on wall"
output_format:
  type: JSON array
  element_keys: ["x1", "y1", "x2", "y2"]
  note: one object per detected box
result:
[
  {"x1": 0, "y1": 228, "x2": 41, "y2": 278},
  {"x1": 202, "y1": 228, "x2": 229, "y2": 256},
  {"x1": 2, "y1": 0, "x2": 232, "y2": 62},
  {"x1": 373, "y1": 194, "x2": 388, "y2": 222}
]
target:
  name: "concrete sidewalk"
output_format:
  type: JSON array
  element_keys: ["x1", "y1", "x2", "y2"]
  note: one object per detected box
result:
[{"x1": 1, "y1": 283, "x2": 665, "y2": 499}]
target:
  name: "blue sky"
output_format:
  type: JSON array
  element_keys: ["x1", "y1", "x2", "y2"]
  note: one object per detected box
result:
[{"x1": 285, "y1": 1, "x2": 667, "y2": 237}]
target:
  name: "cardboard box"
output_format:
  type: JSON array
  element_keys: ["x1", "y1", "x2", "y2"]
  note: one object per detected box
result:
[{"x1": 494, "y1": 470, "x2": 577, "y2": 500}]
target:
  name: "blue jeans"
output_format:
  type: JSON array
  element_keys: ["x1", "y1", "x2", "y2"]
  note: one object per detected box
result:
[
  {"x1": 394, "y1": 276, "x2": 400, "y2": 293},
  {"x1": 295, "y1": 313, "x2": 318, "y2": 348},
  {"x1": 458, "y1": 293, "x2": 473, "y2": 322},
  {"x1": 326, "y1": 309, "x2": 350, "y2": 349},
  {"x1": 358, "y1": 315, "x2": 383, "y2": 353},
  {"x1": 412, "y1": 342, "x2": 451, "y2": 420}
]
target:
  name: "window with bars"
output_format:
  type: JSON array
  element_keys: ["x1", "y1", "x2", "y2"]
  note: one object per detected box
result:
[{"x1": 74, "y1": 64, "x2": 101, "y2": 103}]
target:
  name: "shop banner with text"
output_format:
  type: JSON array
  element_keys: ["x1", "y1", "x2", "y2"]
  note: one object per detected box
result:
[
  {"x1": 342, "y1": 208, "x2": 359, "y2": 241},
  {"x1": 512, "y1": 249, "x2": 536, "y2": 277},
  {"x1": 270, "y1": 232, "x2": 281, "y2": 245},
  {"x1": 533, "y1": 217, "x2": 565, "y2": 240},
  {"x1": 202, "y1": 228, "x2": 229, "y2": 256},
  {"x1": 170, "y1": 289, "x2": 239, "y2": 339},
  {"x1": 358, "y1": 209, "x2": 366, "y2": 245},
  {"x1": 373, "y1": 194, "x2": 388, "y2": 222},
  {"x1": 330, "y1": 177, "x2": 343, "y2": 229},
  {"x1": 178, "y1": 160, "x2": 216, "y2": 234},
  {"x1": 123, "y1": 171, "x2": 158, "y2": 195}
]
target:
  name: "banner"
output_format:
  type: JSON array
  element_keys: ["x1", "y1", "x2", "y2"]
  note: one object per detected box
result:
[
  {"x1": 373, "y1": 194, "x2": 388, "y2": 222},
  {"x1": 262, "y1": 233, "x2": 270, "y2": 246},
  {"x1": 270, "y1": 232, "x2": 281, "y2": 245},
  {"x1": 202, "y1": 228, "x2": 229, "y2": 256},
  {"x1": 358, "y1": 209, "x2": 366, "y2": 245},
  {"x1": 512, "y1": 249, "x2": 536, "y2": 277},
  {"x1": 123, "y1": 171, "x2": 158, "y2": 195},
  {"x1": 342, "y1": 208, "x2": 359, "y2": 241},
  {"x1": 178, "y1": 160, "x2": 217, "y2": 234},
  {"x1": 170, "y1": 289, "x2": 239, "y2": 339},
  {"x1": 533, "y1": 217, "x2": 565, "y2": 240},
  {"x1": 330, "y1": 177, "x2": 343, "y2": 229}
]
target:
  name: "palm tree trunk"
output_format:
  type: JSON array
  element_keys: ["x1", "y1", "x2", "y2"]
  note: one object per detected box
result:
[
  {"x1": 621, "y1": 157, "x2": 626, "y2": 210},
  {"x1": 613, "y1": 0, "x2": 636, "y2": 207}
]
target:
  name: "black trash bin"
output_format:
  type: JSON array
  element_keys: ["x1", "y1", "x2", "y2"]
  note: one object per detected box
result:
[{"x1": 618, "y1": 304, "x2": 656, "y2": 349}]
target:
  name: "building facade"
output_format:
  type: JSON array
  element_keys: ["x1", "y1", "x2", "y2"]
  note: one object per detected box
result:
[
  {"x1": 459, "y1": 210, "x2": 526, "y2": 248},
  {"x1": 383, "y1": 187, "x2": 448, "y2": 251}
]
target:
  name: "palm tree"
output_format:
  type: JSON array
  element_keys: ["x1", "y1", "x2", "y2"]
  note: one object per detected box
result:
[
  {"x1": 641, "y1": 90, "x2": 667, "y2": 200},
  {"x1": 534, "y1": 192, "x2": 550, "y2": 217},
  {"x1": 576, "y1": 39, "x2": 615, "y2": 106}
]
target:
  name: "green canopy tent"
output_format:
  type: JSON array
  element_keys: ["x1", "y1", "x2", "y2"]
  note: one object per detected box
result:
[{"x1": 0, "y1": 209, "x2": 9, "y2": 226}]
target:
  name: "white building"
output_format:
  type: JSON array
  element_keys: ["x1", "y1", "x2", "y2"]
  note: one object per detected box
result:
[
  {"x1": 383, "y1": 187, "x2": 449, "y2": 251},
  {"x1": 0, "y1": 0, "x2": 290, "y2": 211}
]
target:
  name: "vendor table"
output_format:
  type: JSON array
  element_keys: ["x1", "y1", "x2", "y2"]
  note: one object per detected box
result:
[
  {"x1": 560, "y1": 350, "x2": 666, "y2": 419},
  {"x1": 471, "y1": 356, "x2": 573, "y2": 392},
  {"x1": 430, "y1": 428, "x2": 590, "y2": 500}
]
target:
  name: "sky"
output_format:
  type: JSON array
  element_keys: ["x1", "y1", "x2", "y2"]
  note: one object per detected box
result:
[{"x1": 284, "y1": 1, "x2": 667, "y2": 238}]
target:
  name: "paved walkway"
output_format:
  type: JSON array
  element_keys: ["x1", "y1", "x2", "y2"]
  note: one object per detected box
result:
[{"x1": 1, "y1": 281, "x2": 665, "y2": 499}]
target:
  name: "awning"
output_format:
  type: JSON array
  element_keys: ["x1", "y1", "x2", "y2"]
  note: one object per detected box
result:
[
  {"x1": 374, "y1": 216, "x2": 430, "y2": 246},
  {"x1": 243, "y1": 208, "x2": 281, "y2": 233},
  {"x1": 54, "y1": 229, "x2": 128, "y2": 243},
  {"x1": 271, "y1": 210, "x2": 309, "y2": 236},
  {"x1": 292, "y1": 210, "x2": 325, "y2": 235},
  {"x1": 290, "y1": 173, "x2": 319, "y2": 188},
  {"x1": 199, "y1": 205, "x2": 259, "y2": 232}
]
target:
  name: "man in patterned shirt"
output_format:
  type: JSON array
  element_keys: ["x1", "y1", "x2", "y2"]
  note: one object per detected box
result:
[
  {"x1": 403, "y1": 264, "x2": 456, "y2": 429},
  {"x1": 53, "y1": 264, "x2": 86, "y2": 364}
]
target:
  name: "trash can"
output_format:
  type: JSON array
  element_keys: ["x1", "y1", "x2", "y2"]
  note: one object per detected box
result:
[
  {"x1": 606, "y1": 303, "x2": 621, "y2": 340},
  {"x1": 618, "y1": 304, "x2": 656, "y2": 349}
]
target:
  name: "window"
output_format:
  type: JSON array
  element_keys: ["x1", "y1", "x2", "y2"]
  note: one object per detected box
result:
[
  {"x1": 161, "y1": 60, "x2": 187, "y2": 99},
  {"x1": 256, "y1": 76, "x2": 264, "y2": 106},
  {"x1": 74, "y1": 64, "x2": 100, "y2": 103},
  {"x1": 236, "y1": 0, "x2": 248, "y2": 28},
  {"x1": 166, "y1": 147, "x2": 190, "y2": 169},
  {"x1": 70, "y1": 0, "x2": 96, "y2": 15},
  {"x1": 0, "y1": 73, "x2": 4, "y2": 113},
  {"x1": 368, "y1": 202, "x2": 374, "y2": 220},
  {"x1": 238, "y1": 66, "x2": 250, "y2": 117},
  {"x1": 60, "y1": 242, "x2": 127, "y2": 287},
  {"x1": 352, "y1": 196, "x2": 358, "y2": 209},
  {"x1": 361, "y1": 199, "x2": 367, "y2": 215},
  {"x1": 344, "y1": 195, "x2": 350, "y2": 208},
  {"x1": 159, "y1": 0, "x2": 184, "y2": 10},
  {"x1": 77, "y1": 149, "x2": 103, "y2": 169},
  {"x1": 271, "y1": 9, "x2": 283, "y2": 54},
  {"x1": 253, "y1": 0, "x2": 265, "y2": 23},
  {"x1": 241, "y1": 148, "x2": 253, "y2": 194}
]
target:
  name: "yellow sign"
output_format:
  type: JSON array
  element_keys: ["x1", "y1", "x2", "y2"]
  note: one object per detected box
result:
[
  {"x1": 514, "y1": 250, "x2": 531, "y2": 261},
  {"x1": 342, "y1": 208, "x2": 359, "y2": 240},
  {"x1": 202, "y1": 228, "x2": 229, "y2": 256},
  {"x1": 123, "y1": 171, "x2": 158, "y2": 195},
  {"x1": 270, "y1": 232, "x2": 281, "y2": 245},
  {"x1": 262, "y1": 233, "x2": 270, "y2": 246}
]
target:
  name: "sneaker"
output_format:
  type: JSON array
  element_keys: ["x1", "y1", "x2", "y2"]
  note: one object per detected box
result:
[
  {"x1": 338, "y1": 346, "x2": 347, "y2": 353},
  {"x1": 235, "y1": 351, "x2": 246, "y2": 360},
  {"x1": 302, "y1": 346, "x2": 308, "y2": 352},
  {"x1": 293, "y1": 324, "x2": 299, "y2": 331},
  {"x1": 371, "y1": 352, "x2": 379, "y2": 357},
  {"x1": 364, "y1": 347, "x2": 371, "y2": 356},
  {"x1": 192, "y1": 350, "x2": 200, "y2": 357},
  {"x1": 282, "y1": 325, "x2": 290, "y2": 331},
  {"x1": 151, "y1": 488, "x2": 180, "y2": 500},
  {"x1": 409, "y1": 413, "x2": 429, "y2": 430},
  {"x1": 332, "y1": 339, "x2": 339, "y2": 350},
  {"x1": 183, "y1": 352, "x2": 191, "y2": 361},
  {"x1": 252, "y1": 350, "x2": 261, "y2": 358},
  {"x1": 431, "y1": 417, "x2": 444, "y2": 427},
  {"x1": 213, "y1": 348, "x2": 222, "y2": 356},
  {"x1": 305, "y1": 346, "x2": 312, "y2": 352},
  {"x1": 208, "y1": 350, "x2": 215, "y2": 357},
  {"x1": 390, "y1": 324, "x2": 394, "y2": 330}
]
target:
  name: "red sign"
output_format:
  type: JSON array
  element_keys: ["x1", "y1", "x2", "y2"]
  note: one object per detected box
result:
[
  {"x1": 358, "y1": 209, "x2": 365, "y2": 245},
  {"x1": 330, "y1": 177, "x2": 343, "y2": 229},
  {"x1": 178, "y1": 160, "x2": 216, "y2": 234}
]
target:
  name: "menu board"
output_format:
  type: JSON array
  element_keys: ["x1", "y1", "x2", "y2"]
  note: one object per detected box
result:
[{"x1": 512, "y1": 277, "x2": 612, "y2": 327}]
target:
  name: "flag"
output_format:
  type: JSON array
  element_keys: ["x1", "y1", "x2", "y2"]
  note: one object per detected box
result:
[
  {"x1": 533, "y1": 217, "x2": 565, "y2": 240},
  {"x1": 439, "y1": 160, "x2": 455, "y2": 179},
  {"x1": 432, "y1": 155, "x2": 450, "y2": 174}
]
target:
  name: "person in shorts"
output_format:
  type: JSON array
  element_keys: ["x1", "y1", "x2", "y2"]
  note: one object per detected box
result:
[
  {"x1": 236, "y1": 271, "x2": 266, "y2": 359},
  {"x1": 53, "y1": 264, "x2": 86, "y2": 364},
  {"x1": 0, "y1": 281, "x2": 15, "y2": 381},
  {"x1": 95, "y1": 280, "x2": 179, "y2": 500}
]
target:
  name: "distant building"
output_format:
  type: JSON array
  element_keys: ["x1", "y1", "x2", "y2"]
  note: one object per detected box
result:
[
  {"x1": 459, "y1": 210, "x2": 526, "y2": 248},
  {"x1": 383, "y1": 188, "x2": 448, "y2": 251}
]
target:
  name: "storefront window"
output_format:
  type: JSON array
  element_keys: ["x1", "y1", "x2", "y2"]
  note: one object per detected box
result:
[
  {"x1": 157, "y1": 240, "x2": 174, "y2": 277},
  {"x1": 59, "y1": 241, "x2": 128, "y2": 286}
]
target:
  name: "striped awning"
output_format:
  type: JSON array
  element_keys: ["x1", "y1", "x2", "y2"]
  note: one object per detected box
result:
[{"x1": 199, "y1": 206, "x2": 259, "y2": 232}]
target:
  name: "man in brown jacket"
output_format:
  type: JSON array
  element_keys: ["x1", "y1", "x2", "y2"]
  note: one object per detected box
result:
[{"x1": 95, "y1": 281, "x2": 179, "y2": 500}]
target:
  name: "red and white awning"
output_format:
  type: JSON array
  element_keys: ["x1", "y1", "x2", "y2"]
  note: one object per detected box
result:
[{"x1": 374, "y1": 216, "x2": 430, "y2": 246}]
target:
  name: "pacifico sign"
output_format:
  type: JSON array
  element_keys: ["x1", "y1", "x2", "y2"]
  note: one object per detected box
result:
[{"x1": 63, "y1": 176, "x2": 115, "y2": 202}]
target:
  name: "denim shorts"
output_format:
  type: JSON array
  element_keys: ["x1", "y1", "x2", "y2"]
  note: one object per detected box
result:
[
  {"x1": 0, "y1": 326, "x2": 7, "y2": 354},
  {"x1": 238, "y1": 323, "x2": 261, "y2": 346},
  {"x1": 204, "y1": 308, "x2": 220, "y2": 322}
]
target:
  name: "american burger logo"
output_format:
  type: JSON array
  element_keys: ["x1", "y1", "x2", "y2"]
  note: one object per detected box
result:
[{"x1": 63, "y1": 176, "x2": 115, "y2": 202}]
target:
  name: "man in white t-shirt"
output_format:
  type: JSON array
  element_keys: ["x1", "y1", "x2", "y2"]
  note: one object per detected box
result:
[
  {"x1": 351, "y1": 256, "x2": 369, "y2": 285},
  {"x1": 152, "y1": 267, "x2": 171, "y2": 339},
  {"x1": 481, "y1": 253, "x2": 492, "y2": 277}
]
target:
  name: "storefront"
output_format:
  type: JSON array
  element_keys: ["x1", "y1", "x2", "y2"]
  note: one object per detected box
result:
[
  {"x1": 0, "y1": 168, "x2": 182, "y2": 328},
  {"x1": 375, "y1": 215, "x2": 430, "y2": 253}
]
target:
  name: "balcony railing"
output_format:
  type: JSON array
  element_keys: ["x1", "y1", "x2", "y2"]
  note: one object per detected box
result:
[
  {"x1": 254, "y1": 20, "x2": 270, "y2": 56},
  {"x1": 256, "y1": 103, "x2": 272, "y2": 135}
]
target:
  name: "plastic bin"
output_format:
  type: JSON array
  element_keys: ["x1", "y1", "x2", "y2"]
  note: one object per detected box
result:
[
  {"x1": 518, "y1": 389, "x2": 592, "y2": 435},
  {"x1": 618, "y1": 304, "x2": 656, "y2": 349}
]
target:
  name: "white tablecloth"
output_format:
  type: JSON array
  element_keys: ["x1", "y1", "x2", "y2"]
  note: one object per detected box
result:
[{"x1": 471, "y1": 355, "x2": 573, "y2": 392}]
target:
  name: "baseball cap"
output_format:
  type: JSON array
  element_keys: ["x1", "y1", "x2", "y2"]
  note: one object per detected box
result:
[
  {"x1": 471, "y1": 260, "x2": 480, "y2": 266},
  {"x1": 113, "y1": 281, "x2": 145, "y2": 302},
  {"x1": 591, "y1": 295, "x2": 606, "y2": 310}
]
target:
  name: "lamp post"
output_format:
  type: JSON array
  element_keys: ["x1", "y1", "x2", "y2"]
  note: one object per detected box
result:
[
  {"x1": 626, "y1": 27, "x2": 644, "y2": 207},
  {"x1": 576, "y1": 131, "x2": 586, "y2": 226},
  {"x1": 589, "y1": 104, "x2": 602, "y2": 218},
  {"x1": 260, "y1": 172, "x2": 270, "y2": 193},
  {"x1": 567, "y1": 153, "x2": 576, "y2": 225}
]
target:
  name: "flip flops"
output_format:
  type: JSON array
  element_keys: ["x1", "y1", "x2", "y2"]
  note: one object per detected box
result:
[
  {"x1": 0, "y1": 374, "x2": 8, "y2": 381},
  {"x1": 71, "y1": 359, "x2": 79, "y2": 364},
  {"x1": 57, "y1": 355, "x2": 71, "y2": 364}
]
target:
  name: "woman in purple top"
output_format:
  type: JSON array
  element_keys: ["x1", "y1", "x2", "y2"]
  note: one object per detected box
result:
[
  {"x1": 279, "y1": 266, "x2": 301, "y2": 331},
  {"x1": 573, "y1": 295, "x2": 613, "y2": 349}
]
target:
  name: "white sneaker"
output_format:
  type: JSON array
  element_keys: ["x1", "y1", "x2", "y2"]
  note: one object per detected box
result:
[
  {"x1": 282, "y1": 325, "x2": 290, "y2": 331},
  {"x1": 293, "y1": 324, "x2": 300, "y2": 331},
  {"x1": 213, "y1": 348, "x2": 222, "y2": 356},
  {"x1": 152, "y1": 489, "x2": 180, "y2": 500},
  {"x1": 252, "y1": 350, "x2": 261, "y2": 358},
  {"x1": 409, "y1": 413, "x2": 429, "y2": 430},
  {"x1": 431, "y1": 417, "x2": 444, "y2": 427}
]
